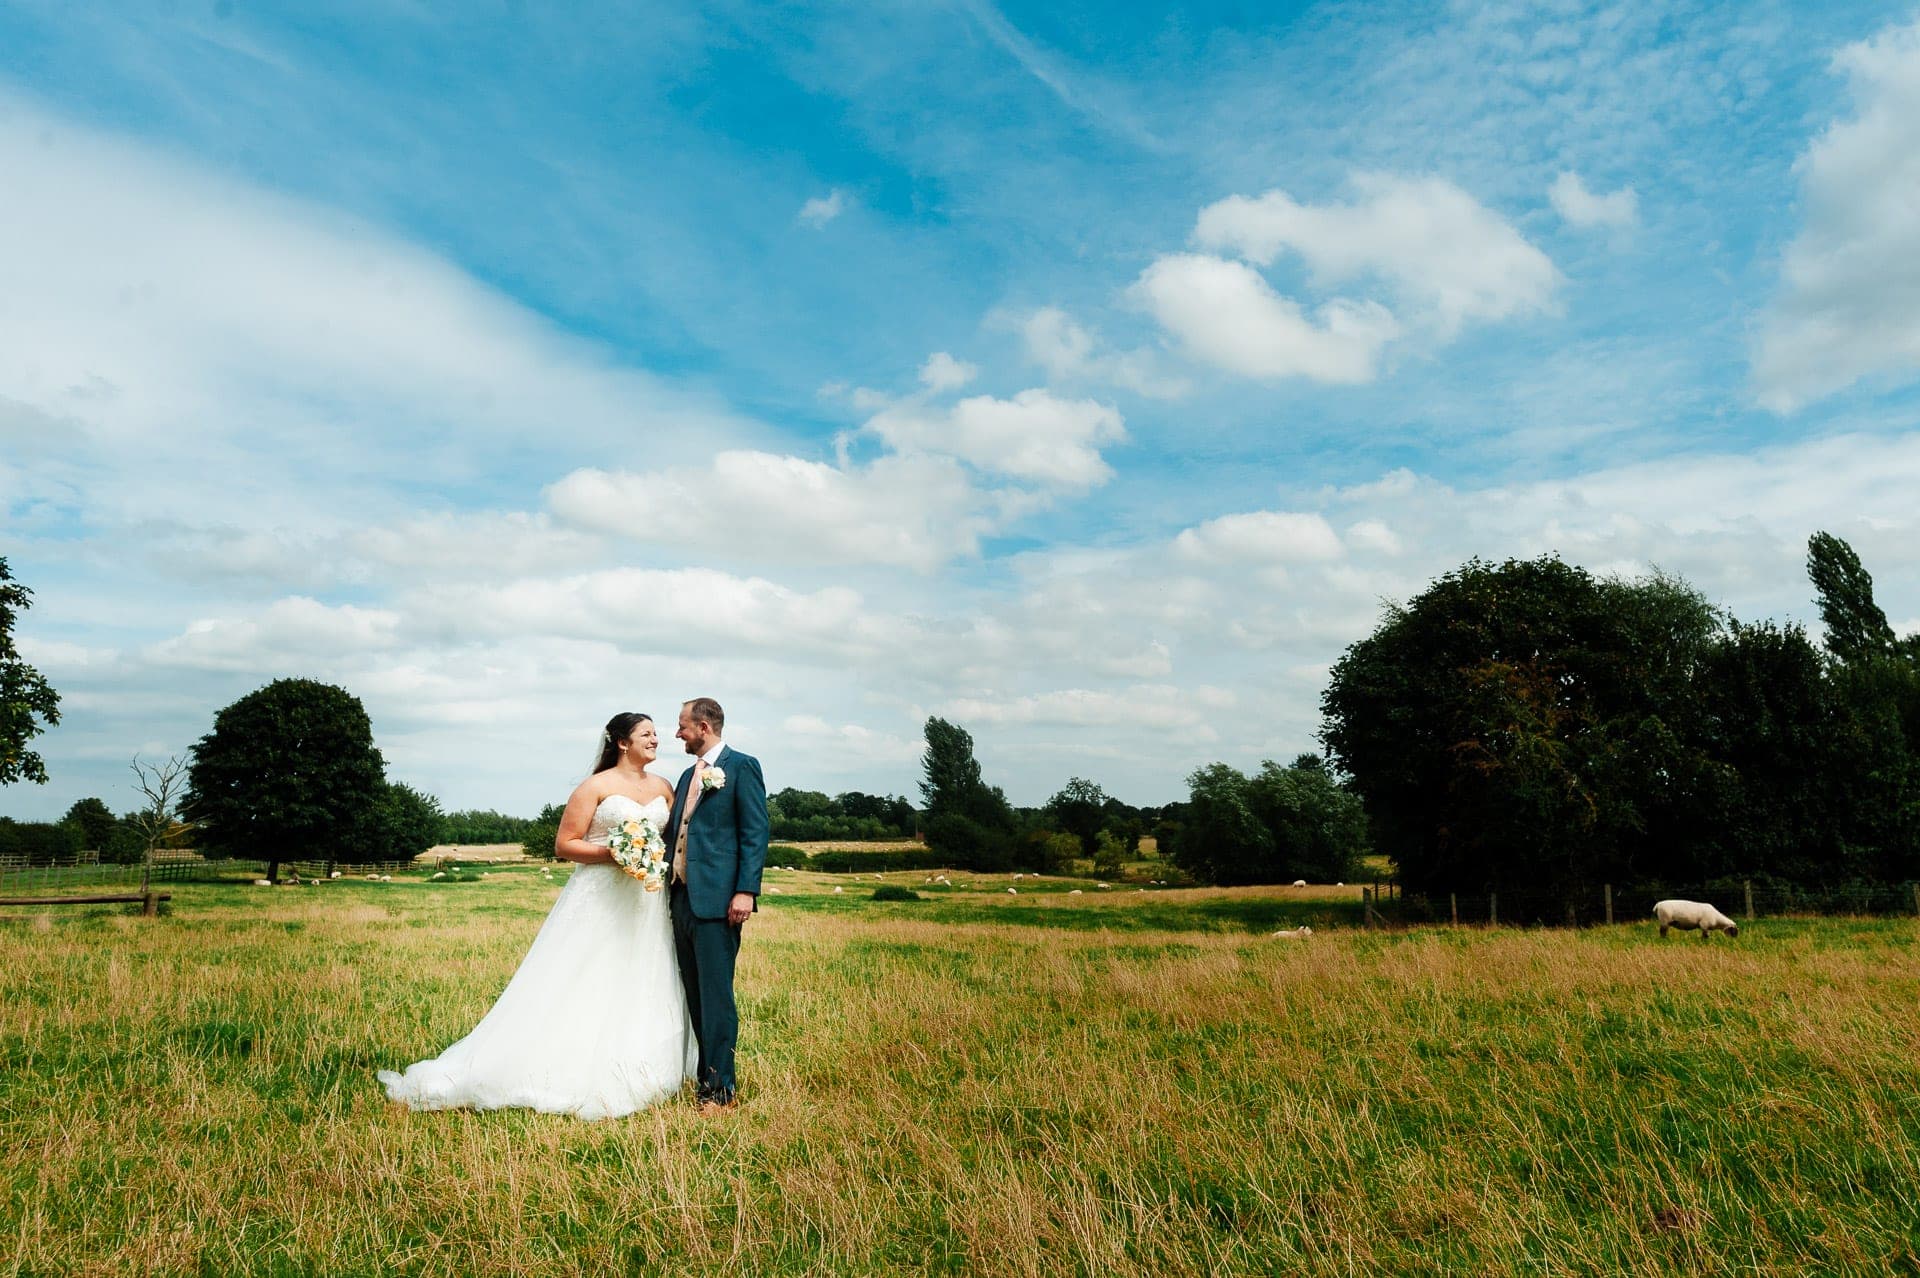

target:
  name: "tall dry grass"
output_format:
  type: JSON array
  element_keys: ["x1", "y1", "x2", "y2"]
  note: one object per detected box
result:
[{"x1": 2, "y1": 870, "x2": 1917, "y2": 1275}]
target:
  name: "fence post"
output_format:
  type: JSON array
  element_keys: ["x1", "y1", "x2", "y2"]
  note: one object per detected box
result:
[
  {"x1": 1744, "y1": 880, "x2": 1755, "y2": 922},
  {"x1": 1362, "y1": 887, "x2": 1373, "y2": 929},
  {"x1": 1450, "y1": 892, "x2": 1459, "y2": 926},
  {"x1": 1490, "y1": 891, "x2": 1498, "y2": 927},
  {"x1": 1604, "y1": 884, "x2": 1613, "y2": 926},
  {"x1": 1912, "y1": 883, "x2": 1919, "y2": 917}
]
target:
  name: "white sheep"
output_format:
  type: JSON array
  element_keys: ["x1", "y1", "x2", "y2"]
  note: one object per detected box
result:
[
  {"x1": 1653, "y1": 899, "x2": 1739, "y2": 940},
  {"x1": 1069, "y1": 889, "x2": 1083, "y2": 895},
  {"x1": 1292, "y1": 879, "x2": 1307, "y2": 888},
  {"x1": 1270, "y1": 926, "x2": 1313, "y2": 939}
]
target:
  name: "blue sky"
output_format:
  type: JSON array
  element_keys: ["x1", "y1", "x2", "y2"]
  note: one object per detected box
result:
[{"x1": 5, "y1": 0, "x2": 1920, "y2": 820}]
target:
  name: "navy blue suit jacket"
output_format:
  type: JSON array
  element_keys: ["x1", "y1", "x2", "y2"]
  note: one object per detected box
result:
[{"x1": 663, "y1": 744, "x2": 768, "y2": 920}]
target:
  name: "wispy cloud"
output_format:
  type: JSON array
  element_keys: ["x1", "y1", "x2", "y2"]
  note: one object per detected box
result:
[
  {"x1": 1549, "y1": 172, "x2": 1639, "y2": 230},
  {"x1": 1754, "y1": 14, "x2": 1920, "y2": 412},
  {"x1": 798, "y1": 188, "x2": 849, "y2": 228}
]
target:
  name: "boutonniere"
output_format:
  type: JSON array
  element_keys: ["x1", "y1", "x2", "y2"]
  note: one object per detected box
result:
[{"x1": 700, "y1": 766, "x2": 727, "y2": 792}]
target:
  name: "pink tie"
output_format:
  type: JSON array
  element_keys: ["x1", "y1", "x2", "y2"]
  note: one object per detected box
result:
[{"x1": 673, "y1": 759, "x2": 708, "y2": 884}]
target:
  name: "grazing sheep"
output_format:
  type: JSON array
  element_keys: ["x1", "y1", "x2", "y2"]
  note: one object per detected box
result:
[
  {"x1": 1292, "y1": 879, "x2": 1307, "y2": 888},
  {"x1": 252, "y1": 879, "x2": 272, "y2": 887},
  {"x1": 1270, "y1": 926, "x2": 1313, "y2": 939},
  {"x1": 832, "y1": 886, "x2": 843, "y2": 894},
  {"x1": 431, "y1": 872, "x2": 446, "y2": 880},
  {"x1": 1007, "y1": 887, "x2": 1018, "y2": 895},
  {"x1": 1653, "y1": 899, "x2": 1739, "y2": 940},
  {"x1": 329, "y1": 870, "x2": 342, "y2": 879},
  {"x1": 1069, "y1": 889, "x2": 1083, "y2": 895}
]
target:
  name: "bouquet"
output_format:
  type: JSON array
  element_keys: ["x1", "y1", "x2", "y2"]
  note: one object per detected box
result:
[{"x1": 607, "y1": 814, "x2": 668, "y2": 890}]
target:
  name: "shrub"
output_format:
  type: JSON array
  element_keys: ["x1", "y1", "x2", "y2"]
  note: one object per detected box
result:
[
  {"x1": 806, "y1": 848, "x2": 948, "y2": 874},
  {"x1": 871, "y1": 885, "x2": 921, "y2": 902}
]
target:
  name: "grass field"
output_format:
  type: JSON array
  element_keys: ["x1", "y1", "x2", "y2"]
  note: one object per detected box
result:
[{"x1": 3, "y1": 866, "x2": 1917, "y2": 1276}]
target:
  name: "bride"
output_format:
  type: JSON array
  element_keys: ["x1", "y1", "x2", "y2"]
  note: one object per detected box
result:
[{"x1": 378, "y1": 712, "x2": 696, "y2": 1118}]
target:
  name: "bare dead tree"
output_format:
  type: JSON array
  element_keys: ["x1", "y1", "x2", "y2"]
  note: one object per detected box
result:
[{"x1": 129, "y1": 754, "x2": 190, "y2": 911}]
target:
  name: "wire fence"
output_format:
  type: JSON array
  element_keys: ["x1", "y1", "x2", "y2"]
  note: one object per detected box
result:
[{"x1": 1365, "y1": 879, "x2": 1920, "y2": 929}]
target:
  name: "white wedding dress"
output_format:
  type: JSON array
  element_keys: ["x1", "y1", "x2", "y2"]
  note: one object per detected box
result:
[{"x1": 378, "y1": 794, "x2": 696, "y2": 1119}]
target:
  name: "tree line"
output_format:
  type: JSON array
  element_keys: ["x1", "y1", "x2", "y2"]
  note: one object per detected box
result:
[
  {"x1": 1321, "y1": 533, "x2": 1920, "y2": 910},
  {"x1": 8, "y1": 537, "x2": 1917, "y2": 900}
]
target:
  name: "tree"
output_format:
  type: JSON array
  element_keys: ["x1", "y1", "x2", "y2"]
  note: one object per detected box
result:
[
  {"x1": 128, "y1": 754, "x2": 190, "y2": 911},
  {"x1": 185, "y1": 679, "x2": 386, "y2": 883},
  {"x1": 1046, "y1": 777, "x2": 1109, "y2": 858},
  {"x1": 62, "y1": 797, "x2": 118, "y2": 851},
  {"x1": 1321, "y1": 556, "x2": 1725, "y2": 903},
  {"x1": 919, "y1": 717, "x2": 1020, "y2": 870},
  {"x1": 1, "y1": 557, "x2": 61, "y2": 786},
  {"x1": 378, "y1": 782, "x2": 446, "y2": 864},
  {"x1": 1170, "y1": 763, "x2": 1273, "y2": 885},
  {"x1": 522, "y1": 803, "x2": 565, "y2": 860},
  {"x1": 1808, "y1": 532, "x2": 1896, "y2": 664},
  {"x1": 1246, "y1": 757, "x2": 1369, "y2": 884}
]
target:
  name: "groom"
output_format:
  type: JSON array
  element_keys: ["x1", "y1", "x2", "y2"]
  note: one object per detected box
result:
[{"x1": 664, "y1": 696, "x2": 768, "y2": 1113}]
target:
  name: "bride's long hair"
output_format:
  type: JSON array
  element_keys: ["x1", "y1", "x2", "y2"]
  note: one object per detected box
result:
[{"x1": 591, "y1": 711, "x2": 651, "y2": 775}]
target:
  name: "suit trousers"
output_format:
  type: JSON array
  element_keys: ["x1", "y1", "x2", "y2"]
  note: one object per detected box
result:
[{"x1": 669, "y1": 884, "x2": 742, "y2": 1101}]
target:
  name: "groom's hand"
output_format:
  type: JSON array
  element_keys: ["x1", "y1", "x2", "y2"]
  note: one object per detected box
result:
[{"x1": 727, "y1": 892, "x2": 754, "y2": 926}]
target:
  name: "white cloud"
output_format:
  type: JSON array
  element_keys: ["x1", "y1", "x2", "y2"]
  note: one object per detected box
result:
[
  {"x1": 798, "y1": 188, "x2": 849, "y2": 228},
  {"x1": 1174, "y1": 511, "x2": 1345, "y2": 565},
  {"x1": 547, "y1": 449, "x2": 1004, "y2": 571},
  {"x1": 1549, "y1": 172, "x2": 1639, "y2": 230},
  {"x1": 1192, "y1": 173, "x2": 1560, "y2": 337},
  {"x1": 1131, "y1": 253, "x2": 1398, "y2": 383},
  {"x1": 918, "y1": 351, "x2": 978, "y2": 392},
  {"x1": 146, "y1": 598, "x2": 401, "y2": 671},
  {"x1": 1754, "y1": 15, "x2": 1920, "y2": 412},
  {"x1": 865, "y1": 388, "x2": 1126, "y2": 489},
  {"x1": 938, "y1": 684, "x2": 1231, "y2": 737},
  {"x1": 1020, "y1": 307, "x2": 1189, "y2": 399},
  {"x1": 412, "y1": 568, "x2": 918, "y2": 665},
  {"x1": 0, "y1": 89, "x2": 753, "y2": 532}
]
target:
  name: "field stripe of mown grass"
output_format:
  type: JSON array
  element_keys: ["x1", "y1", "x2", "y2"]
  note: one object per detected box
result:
[{"x1": 2, "y1": 878, "x2": 1917, "y2": 1276}]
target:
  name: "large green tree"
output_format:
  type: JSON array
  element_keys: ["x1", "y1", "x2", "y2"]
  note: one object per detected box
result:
[
  {"x1": 378, "y1": 782, "x2": 446, "y2": 863},
  {"x1": 1321, "y1": 557, "x2": 1724, "y2": 902},
  {"x1": 185, "y1": 678, "x2": 387, "y2": 882},
  {"x1": 1045, "y1": 777, "x2": 1109, "y2": 858},
  {"x1": 919, "y1": 717, "x2": 1019, "y2": 870},
  {"x1": 62, "y1": 797, "x2": 118, "y2": 851},
  {"x1": 0, "y1": 557, "x2": 61, "y2": 786},
  {"x1": 1172, "y1": 756, "x2": 1367, "y2": 886}
]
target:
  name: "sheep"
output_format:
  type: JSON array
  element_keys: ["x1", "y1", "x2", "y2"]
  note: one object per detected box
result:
[
  {"x1": 1653, "y1": 899, "x2": 1739, "y2": 940},
  {"x1": 1292, "y1": 879, "x2": 1307, "y2": 888},
  {"x1": 1069, "y1": 889, "x2": 1083, "y2": 895},
  {"x1": 1270, "y1": 926, "x2": 1313, "y2": 939}
]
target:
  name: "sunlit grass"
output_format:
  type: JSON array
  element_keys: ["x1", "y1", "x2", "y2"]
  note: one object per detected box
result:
[{"x1": 3, "y1": 870, "x2": 1917, "y2": 1275}]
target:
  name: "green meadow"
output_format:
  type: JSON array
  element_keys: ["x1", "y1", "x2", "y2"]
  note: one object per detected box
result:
[{"x1": 3, "y1": 866, "x2": 1917, "y2": 1276}]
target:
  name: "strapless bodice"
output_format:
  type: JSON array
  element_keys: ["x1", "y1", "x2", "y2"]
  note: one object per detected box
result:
[{"x1": 586, "y1": 793, "x2": 670, "y2": 844}]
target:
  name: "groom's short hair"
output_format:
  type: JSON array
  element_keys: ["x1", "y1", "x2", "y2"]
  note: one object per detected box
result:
[{"x1": 685, "y1": 697, "x2": 725, "y2": 733}]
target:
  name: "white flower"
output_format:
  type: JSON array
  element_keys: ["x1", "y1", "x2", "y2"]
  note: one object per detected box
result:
[{"x1": 700, "y1": 765, "x2": 727, "y2": 792}]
